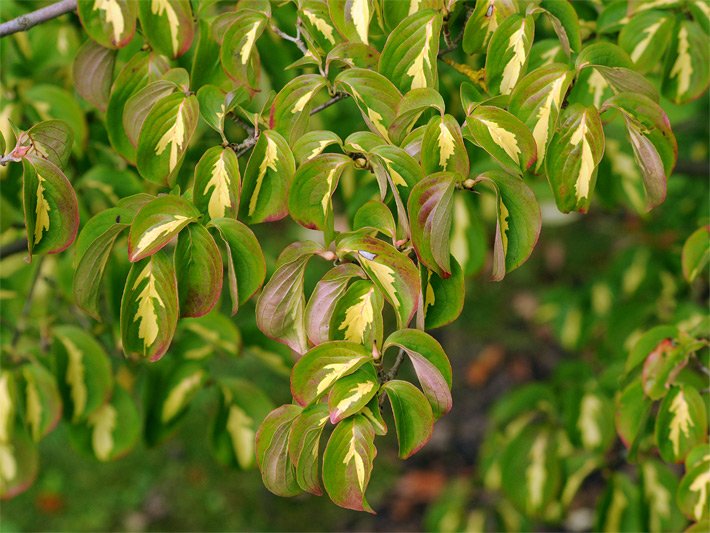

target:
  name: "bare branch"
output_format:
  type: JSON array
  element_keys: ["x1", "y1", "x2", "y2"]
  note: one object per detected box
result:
[
  {"x1": 0, "y1": 0, "x2": 77, "y2": 38},
  {"x1": 310, "y1": 93, "x2": 348, "y2": 115}
]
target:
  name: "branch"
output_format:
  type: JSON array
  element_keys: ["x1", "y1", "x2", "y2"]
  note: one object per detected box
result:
[
  {"x1": 310, "y1": 93, "x2": 348, "y2": 115},
  {"x1": 0, "y1": 0, "x2": 77, "y2": 38}
]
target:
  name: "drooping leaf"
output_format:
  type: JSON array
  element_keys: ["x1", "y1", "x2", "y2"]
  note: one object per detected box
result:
[
  {"x1": 353, "y1": 200, "x2": 396, "y2": 239},
  {"x1": 136, "y1": 93, "x2": 199, "y2": 185},
  {"x1": 73, "y1": 40, "x2": 117, "y2": 112},
  {"x1": 193, "y1": 146, "x2": 240, "y2": 221},
  {"x1": 678, "y1": 456, "x2": 710, "y2": 522},
  {"x1": 305, "y1": 264, "x2": 366, "y2": 346},
  {"x1": 485, "y1": 14, "x2": 535, "y2": 96},
  {"x1": 388, "y1": 88, "x2": 445, "y2": 146},
  {"x1": 462, "y1": 0, "x2": 518, "y2": 56},
  {"x1": 77, "y1": 0, "x2": 137, "y2": 48},
  {"x1": 21, "y1": 364, "x2": 62, "y2": 442},
  {"x1": 122, "y1": 80, "x2": 176, "y2": 148},
  {"x1": 382, "y1": 379, "x2": 434, "y2": 459},
  {"x1": 240, "y1": 130, "x2": 296, "y2": 224},
  {"x1": 288, "y1": 153, "x2": 351, "y2": 241},
  {"x1": 120, "y1": 249, "x2": 179, "y2": 361},
  {"x1": 383, "y1": 329, "x2": 452, "y2": 419},
  {"x1": 196, "y1": 85, "x2": 244, "y2": 138},
  {"x1": 655, "y1": 385, "x2": 707, "y2": 463},
  {"x1": 537, "y1": 0, "x2": 581, "y2": 55},
  {"x1": 0, "y1": 425, "x2": 39, "y2": 499},
  {"x1": 256, "y1": 241, "x2": 322, "y2": 354},
  {"x1": 22, "y1": 156, "x2": 79, "y2": 258},
  {"x1": 291, "y1": 341, "x2": 372, "y2": 406},
  {"x1": 287, "y1": 402, "x2": 330, "y2": 496},
  {"x1": 270, "y1": 74, "x2": 328, "y2": 142},
  {"x1": 127, "y1": 195, "x2": 199, "y2": 262},
  {"x1": 328, "y1": 0, "x2": 373, "y2": 45},
  {"x1": 220, "y1": 9, "x2": 268, "y2": 88},
  {"x1": 52, "y1": 325, "x2": 113, "y2": 423},
  {"x1": 256, "y1": 404, "x2": 304, "y2": 497},
  {"x1": 545, "y1": 104, "x2": 605, "y2": 213},
  {"x1": 322, "y1": 415, "x2": 376, "y2": 513},
  {"x1": 408, "y1": 172, "x2": 455, "y2": 277},
  {"x1": 137, "y1": 0, "x2": 194, "y2": 59},
  {"x1": 175, "y1": 223, "x2": 223, "y2": 318},
  {"x1": 379, "y1": 10, "x2": 442, "y2": 94},
  {"x1": 615, "y1": 378, "x2": 653, "y2": 450},
  {"x1": 619, "y1": 10, "x2": 674, "y2": 73},
  {"x1": 328, "y1": 363, "x2": 379, "y2": 424},
  {"x1": 662, "y1": 20, "x2": 709, "y2": 104},
  {"x1": 463, "y1": 105, "x2": 537, "y2": 174},
  {"x1": 422, "y1": 258, "x2": 465, "y2": 330},
  {"x1": 209, "y1": 217, "x2": 266, "y2": 314},
  {"x1": 337, "y1": 233, "x2": 420, "y2": 328}
]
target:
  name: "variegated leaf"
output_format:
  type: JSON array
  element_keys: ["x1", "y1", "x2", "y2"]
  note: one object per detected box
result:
[
  {"x1": 256, "y1": 404, "x2": 304, "y2": 497},
  {"x1": 137, "y1": 0, "x2": 194, "y2": 58},
  {"x1": 292, "y1": 130, "x2": 342, "y2": 164},
  {"x1": 21, "y1": 364, "x2": 62, "y2": 442},
  {"x1": 270, "y1": 74, "x2": 328, "y2": 142},
  {"x1": 421, "y1": 115, "x2": 469, "y2": 178},
  {"x1": 485, "y1": 14, "x2": 534, "y2": 96},
  {"x1": 77, "y1": 0, "x2": 137, "y2": 48},
  {"x1": 328, "y1": 363, "x2": 379, "y2": 424},
  {"x1": 462, "y1": 0, "x2": 519, "y2": 55},
  {"x1": 193, "y1": 146, "x2": 240, "y2": 221},
  {"x1": 287, "y1": 402, "x2": 330, "y2": 495},
  {"x1": 655, "y1": 385, "x2": 707, "y2": 463},
  {"x1": 175, "y1": 223, "x2": 223, "y2": 318},
  {"x1": 619, "y1": 10, "x2": 674, "y2": 73},
  {"x1": 329, "y1": 280, "x2": 384, "y2": 348},
  {"x1": 662, "y1": 20, "x2": 709, "y2": 104},
  {"x1": 220, "y1": 9, "x2": 268, "y2": 88},
  {"x1": 328, "y1": 0, "x2": 373, "y2": 45}
]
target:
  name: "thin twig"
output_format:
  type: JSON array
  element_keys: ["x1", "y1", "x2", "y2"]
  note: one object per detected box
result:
[
  {"x1": 0, "y1": 0, "x2": 77, "y2": 38},
  {"x1": 438, "y1": 6, "x2": 472, "y2": 58},
  {"x1": 384, "y1": 348, "x2": 407, "y2": 382},
  {"x1": 310, "y1": 93, "x2": 348, "y2": 115}
]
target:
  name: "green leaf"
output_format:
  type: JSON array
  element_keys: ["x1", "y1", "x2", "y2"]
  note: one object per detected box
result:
[
  {"x1": 421, "y1": 115, "x2": 469, "y2": 177},
  {"x1": 639, "y1": 460, "x2": 687, "y2": 533},
  {"x1": 292, "y1": 130, "x2": 343, "y2": 164},
  {"x1": 73, "y1": 207, "x2": 132, "y2": 320},
  {"x1": 73, "y1": 40, "x2": 117, "y2": 112},
  {"x1": 329, "y1": 280, "x2": 384, "y2": 348},
  {"x1": 305, "y1": 264, "x2": 366, "y2": 346},
  {"x1": 337, "y1": 233, "x2": 420, "y2": 328},
  {"x1": 322, "y1": 415, "x2": 376, "y2": 513},
  {"x1": 137, "y1": 0, "x2": 194, "y2": 58},
  {"x1": 193, "y1": 146, "x2": 240, "y2": 221},
  {"x1": 328, "y1": 0, "x2": 373, "y2": 45},
  {"x1": 379, "y1": 9, "x2": 442, "y2": 94},
  {"x1": 472, "y1": 170, "x2": 541, "y2": 281},
  {"x1": 127, "y1": 195, "x2": 199, "y2": 262},
  {"x1": 384, "y1": 329, "x2": 452, "y2": 419},
  {"x1": 450, "y1": 194, "x2": 487, "y2": 277},
  {"x1": 256, "y1": 241, "x2": 322, "y2": 354},
  {"x1": 173, "y1": 311, "x2": 242, "y2": 360},
  {"x1": 291, "y1": 341, "x2": 372, "y2": 406},
  {"x1": 655, "y1": 385, "x2": 707, "y2": 463},
  {"x1": 601, "y1": 93, "x2": 677, "y2": 211},
  {"x1": 615, "y1": 378, "x2": 652, "y2": 450},
  {"x1": 568, "y1": 390, "x2": 615, "y2": 453},
  {"x1": 136, "y1": 93, "x2": 199, "y2": 185},
  {"x1": 682, "y1": 226, "x2": 710, "y2": 283},
  {"x1": 678, "y1": 457, "x2": 710, "y2": 522},
  {"x1": 122, "y1": 80, "x2": 176, "y2": 148},
  {"x1": 508, "y1": 64, "x2": 574, "y2": 171},
  {"x1": 106, "y1": 51, "x2": 170, "y2": 163},
  {"x1": 537, "y1": 0, "x2": 581, "y2": 55},
  {"x1": 20, "y1": 120, "x2": 74, "y2": 169},
  {"x1": 462, "y1": 0, "x2": 518, "y2": 55},
  {"x1": 299, "y1": 0, "x2": 341, "y2": 54},
  {"x1": 270, "y1": 74, "x2": 328, "y2": 142},
  {"x1": 0, "y1": 371, "x2": 16, "y2": 444},
  {"x1": 256, "y1": 404, "x2": 303, "y2": 497},
  {"x1": 463, "y1": 105, "x2": 537, "y2": 174},
  {"x1": 625, "y1": 325, "x2": 679, "y2": 374},
  {"x1": 596, "y1": 472, "x2": 643, "y2": 532},
  {"x1": 208, "y1": 218, "x2": 266, "y2": 314},
  {"x1": 388, "y1": 87, "x2": 445, "y2": 145},
  {"x1": 0, "y1": 424, "x2": 39, "y2": 499},
  {"x1": 120, "y1": 249, "x2": 179, "y2": 361},
  {"x1": 220, "y1": 10, "x2": 268, "y2": 88},
  {"x1": 422, "y1": 258, "x2": 465, "y2": 330},
  {"x1": 328, "y1": 363, "x2": 379, "y2": 424},
  {"x1": 485, "y1": 14, "x2": 534, "y2": 96},
  {"x1": 25, "y1": 85, "x2": 88, "y2": 156},
  {"x1": 240, "y1": 130, "x2": 296, "y2": 224},
  {"x1": 662, "y1": 20, "x2": 709, "y2": 104},
  {"x1": 21, "y1": 364, "x2": 62, "y2": 442},
  {"x1": 619, "y1": 10, "x2": 674, "y2": 73},
  {"x1": 369, "y1": 145, "x2": 423, "y2": 231},
  {"x1": 211, "y1": 378, "x2": 274, "y2": 469},
  {"x1": 287, "y1": 402, "x2": 330, "y2": 495},
  {"x1": 545, "y1": 104, "x2": 605, "y2": 213},
  {"x1": 408, "y1": 172, "x2": 455, "y2": 277},
  {"x1": 382, "y1": 380, "x2": 433, "y2": 459},
  {"x1": 22, "y1": 156, "x2": 79, "y2": 257},
  {"x1": 175, "y1": 223, "x2": 223, "y2": 318},
  {"x1": 77, "y1": 0, "x2": 137, "y2": 48},
  {"x1": 196, "y1": 85, "x2": 244, "y2": 138},
  {"x1": 288, "y1": 153, "x2": 351, "y2": 241},
  {"x1": 52, "y1": 325, "x2": 113, "y2": 423},
  {"x1": 69, "y1": 385, "x2": 141, "y2": 462},
  {"x1": 353, "y1": 200, "x2": 396, "y2": 239},
  {"x1": 334, "y1": 68, "x2": 402, "y2": 142}
]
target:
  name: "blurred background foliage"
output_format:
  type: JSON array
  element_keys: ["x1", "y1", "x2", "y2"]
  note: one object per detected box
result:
[{"x1": 0, "y1": 0, "x2": 708, "y2": 531}]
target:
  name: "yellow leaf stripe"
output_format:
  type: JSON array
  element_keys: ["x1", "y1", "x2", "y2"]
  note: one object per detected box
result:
[
  {"x1": 350, "y1": 0, "x2": 370, "y2": 44},
  {"x1": 335, "y1": 382, "x2": 375, "y2": 415},
  {"x1": 132, "y1": 261, "x2": 166, "y2": 349},
  {"x1": 240, "y1": 21, "x2": 261, "y2": 65},
  {"x1": 316, "y1": 362, "x2": 358, "y2": 396},
  {"x1": 526, "y1": 433, "x2": 547, "y2": 509},
  {"x1": 34, "y1": 172, "x2": 51, "y2": 245},
  {"x1": 406, "y1": 19, "x2": 434, "y2": 90},
  {"x1": 577, "y1": 394, "x2": 602, "y2": 449},
  {"x1": 0, "y1": 373, "x2": 12, "y2": 442},
  {"x1": 630, "y1": 20, "x2": 664, "y2": 63},
  {"x1": 302, "y1": 9, "x2": 335, "y2": 44},
  {"x1": 161, "y1": 370, "x2": 204, "y2": 422},
  {"x1": 343, "y1": 426, "x2": 366, "y2": 490},
  {"x1": 292, "y1": 88, "x2": 317, "y2": 114},
  {"x1": 206, "y1": 153, "x2": 232, "y2": 219},
  {"x1": 338, "y1": 289, "x2": 375, "y2": 343},
  {"x1": 62, "y1": 336, "x2": 88, "y2": 420},
  {"x1": 227, "y1": 404, "x2": 254, "y2": 468},
  {"x1": 587, "y1": 69, "x2": 608, "y2": 109},
  {"x1": 248, "y1": 135, "x2": 279, "y2": 216},
  {"x1": 668, "y1": 390, "x2": 694, "y2": 457},
  {"x1": 532, "y1": 75, "x2": 566, "y2": 167},
  {"x1": 93, "y1": 0, "x2": 124, "y2": 43},
  {"x1": 155, "y1": 100, "x2": 187, "y2": 172},
  {"x1": 87, "y1": 403, "x2": 117, "y2": 461},
  {"x1": 438, "y1": 121, "x2": 456, "y2": 168},
  {"x1": 0, "y1": 443, "x2": 17, "y2": 483},
  {"x1": 358, "y1": 253, "x2": 400, "y2": 309},
  {"x1": 669, "y1": 26, "x2": 692, "y2": 97},
  {"x1": 134, "y1": 215, "x2": 190, "y2": 257},
  {"x1": 322, "y1": 166, "x2": 338, "y2": 215},
  {"x1": 642, "y1": 463, "x2": 671, "y2": 532},
  {"x1": 151, "y1": 0, "x2": 180, "y2": 56},
  {"x1": 570, "y1": 112, "x2": 595, "y2": 202},
  {"x1": 690, "y1": 469, "x2": 710, "y2": 520},
  {"x1": 479, "y1": 118, "x2": 520, "y2": 163},
  {"x1": 500, "y1": 20, "x2": 527, "y2": 94}
]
